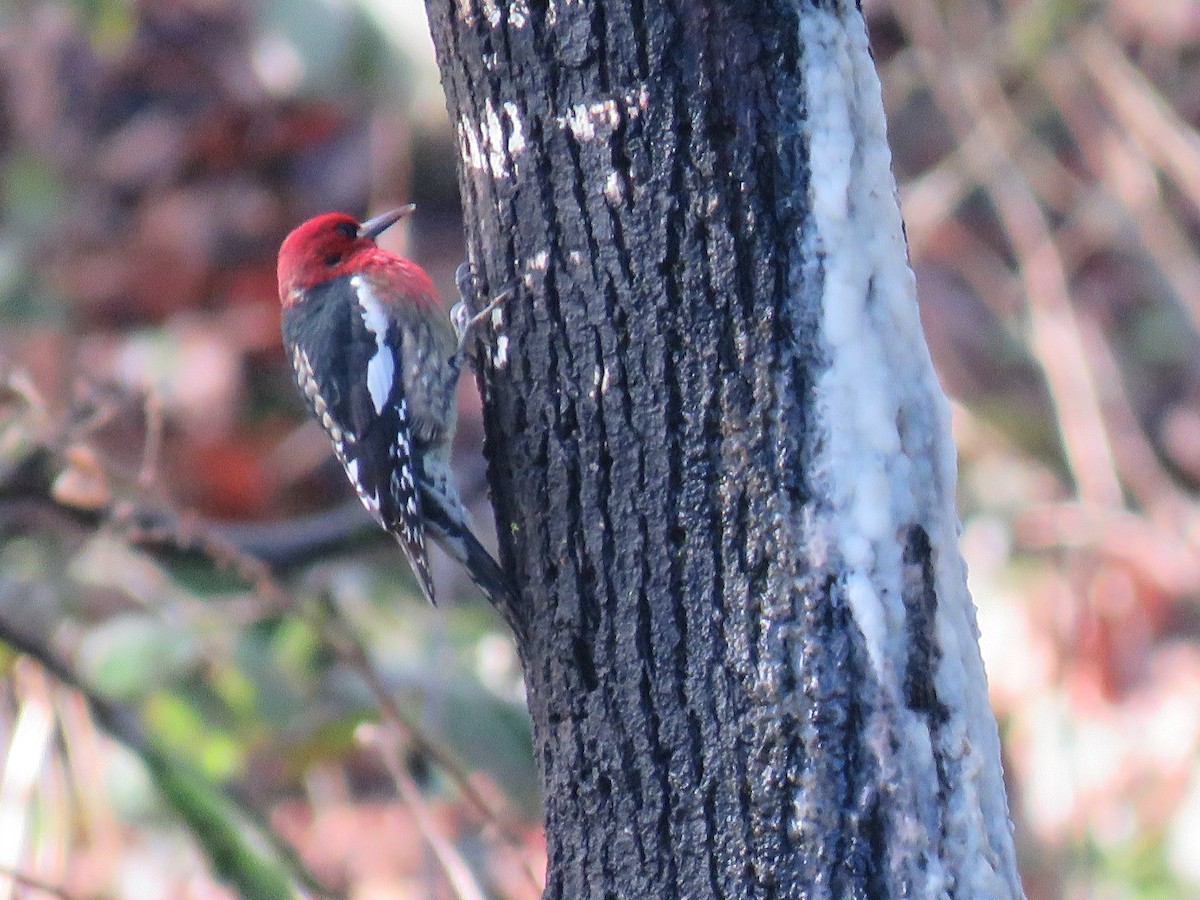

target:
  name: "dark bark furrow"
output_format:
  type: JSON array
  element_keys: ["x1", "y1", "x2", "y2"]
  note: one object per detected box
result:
[
  {"x1": 694, "y1": 12, "x2": 761, "y2": 888},
  {"x1": 651, "y1": 17, "x2": 701, "y2": 896},
  {"x1": 671, "y1": 24, "x2": 730, "y2": 889}
]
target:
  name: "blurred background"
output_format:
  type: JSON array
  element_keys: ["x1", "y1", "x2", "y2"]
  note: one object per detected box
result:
[{"x1": 0, "y1": 0, "x2": 1196, "y2": 896}]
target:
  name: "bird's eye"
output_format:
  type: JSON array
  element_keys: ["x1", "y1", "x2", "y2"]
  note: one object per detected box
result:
[
  {"x1": 333, "y1": 221, "x2": 357, "y2": 238},
  {"x1": 325, "y1": 253, "x2": 342, "y2": 267}
]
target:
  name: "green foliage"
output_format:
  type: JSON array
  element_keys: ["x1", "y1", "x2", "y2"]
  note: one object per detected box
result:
[
  {"x1": 81, "y1": 617, "x2": 201, "y2": 700},
  {"x1": 139, "y1": 737, "x2": 295, "y2": 900}
]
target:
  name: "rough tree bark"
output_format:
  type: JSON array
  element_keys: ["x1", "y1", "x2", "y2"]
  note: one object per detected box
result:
[{"x1": 425, "y1": 1, "x2": 1023, "y2": 897}]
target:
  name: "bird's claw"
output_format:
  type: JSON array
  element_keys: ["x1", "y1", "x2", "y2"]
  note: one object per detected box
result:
[
  {"x1": 452, "y1": 262, "x2": 514, "y2": 366},
  {"x1": 454, "y1": 261, "x2": 476, "y2": 309},
  {"x1": 450, "y1": 299, "x2": 473, "y2": 345}
]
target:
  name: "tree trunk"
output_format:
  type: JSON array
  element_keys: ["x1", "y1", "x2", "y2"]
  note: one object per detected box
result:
[{"x1": 425, "y1": 1, "x2": 1023, "y2": 897}]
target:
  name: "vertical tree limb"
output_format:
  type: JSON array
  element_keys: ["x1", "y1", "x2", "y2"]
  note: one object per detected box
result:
[{"x1": 425, "y1": 0, "x2": 1023, "y2": 895}]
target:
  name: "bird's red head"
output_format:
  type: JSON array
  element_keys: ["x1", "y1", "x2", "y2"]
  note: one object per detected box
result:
[{"x1": 277, "y1": 206, "x2": 417, "y2": 307}]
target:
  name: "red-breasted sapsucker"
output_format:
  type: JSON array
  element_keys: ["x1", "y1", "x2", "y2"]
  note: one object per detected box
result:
[{"x1": 277, "y1": 206, "x2": 511, "y2": 608}]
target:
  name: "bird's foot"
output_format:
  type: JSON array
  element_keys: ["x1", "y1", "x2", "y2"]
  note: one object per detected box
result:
[{"x1": 451, "y1": 262, "x2": 514, "y2": 369}]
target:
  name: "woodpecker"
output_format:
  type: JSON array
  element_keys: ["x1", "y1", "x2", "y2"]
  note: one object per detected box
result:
[{"x1": 277, "y1": 206, "x2": 511, "y2": 608}]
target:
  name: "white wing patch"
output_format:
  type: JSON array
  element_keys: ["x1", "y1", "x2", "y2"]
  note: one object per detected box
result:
[
  {"x1": 344, "y1": 458, "x2": 380, "y2": 515},
  {"x1": 351, "y1": 275, "x2": 396, "y2": 416}
]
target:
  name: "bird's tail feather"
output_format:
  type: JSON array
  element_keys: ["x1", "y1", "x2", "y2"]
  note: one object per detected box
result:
[
  {"x1": 419, "y1": 484, "x2": 516, "y2": 612},
  {"x1": 393, "y1": 532, "x2": 438, "y2": 606},
  {"x1": 457, "y1": 526, "x2": 517, "y2": 611}
]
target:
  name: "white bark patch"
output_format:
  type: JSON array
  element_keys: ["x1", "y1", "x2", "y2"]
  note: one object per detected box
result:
[
  {"x1": 483, "y1": 98, "x2": 508, "y2": 177},
  {"x1": 460, "y1": 115, "x2": 487, "y2": 172},
  {"x1": 351, "y1": 276, "x2": 395, "y2": 416},
  {"x1": 636, "y1": 83, "x2": 650, "y2": 112},
  {"x1": 508, "y1": 0, "x2": 529, "y2": 28},
  {"x1": 564, "y1": 103, "x2": 597, "y2": 141},
  {"x1": 797, "y1": 2, "x2": 1021, "y2": 895},
  {"x1": 559, "y1": 86, "x2": 648, "y2": 143},
  {"x1": 603, "y1": 170, "x2": 625, "y2": 205},
  {"x1": 504, "y1": 101, "x2": 526, "y2": 155},
  {"x1": 493, "y1": 334, "x2": 510, "y2": 369},
  {"x1": 480, "y1": 0, "x2": 501, "y2": 28},
  {"x1": 462, "y1": 102, "x2": 525, "y2": 179},
  {"x1": 524, "y1": 250, "x2": 550, "y2": 288}
]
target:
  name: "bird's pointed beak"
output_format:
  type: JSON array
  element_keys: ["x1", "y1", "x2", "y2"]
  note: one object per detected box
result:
[{"x1": 358, "y1": 204, "x2": 416, "y2": 240}]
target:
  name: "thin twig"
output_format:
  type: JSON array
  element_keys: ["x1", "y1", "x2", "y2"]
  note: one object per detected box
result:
[
  {"x1": 0, "y1": 588, "x2": 335, "y2": 899},
  {"x1": 1015, "y1": 503, "x2": 1200, "y2": 600},
  {"x1": 1076, "y1": 26, "x2": 1200, "y2": 215},
  {"x1": 0, "y1": 408, "x2": 533, "y2": 860},
  {"x1": 890, "y1": 0, "x2": 1124, "y2": 508},
  {"x1": 1037, "y1": 48, "x2": 1200, "y2": 336},
  {"x1": 138, "y1": 389, "x2": 164, "y2": 490},
  {"x1": 358, "y1": 724, "x2": 490, "y2": 900},
  {"x1": 0, "y1": 866, "x2": 78, "y2": 900},
  {"x1": 320, "y1": 596, "x2": 543, "y2": 893},
  {"x1": 122, "y1": 498, "x2": 536, "y2": 876}
]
